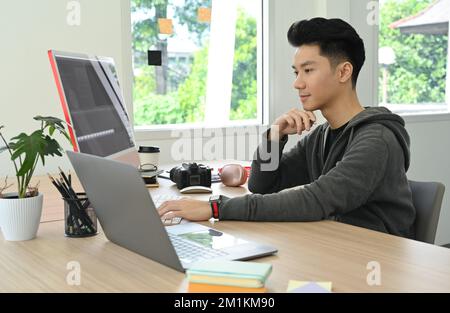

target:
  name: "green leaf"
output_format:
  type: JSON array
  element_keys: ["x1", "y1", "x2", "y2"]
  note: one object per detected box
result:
[
  {"x1": 59, "y1": 129, "x2": 72, "y2": 143},
  {"x1": 8, "y1": 142, "x2": 17, "y2": 150},
  {"x1": 10, "y1": 131, "x2": 43, "y2": 177},
  {"x1": 49, "y1": 125, "x2": 55, "y2": 136},
  {"x1": 0, "y1": 126, "x2": 7, "y2": 153},
  {"x1": 34, "y1": 115, "x2": 65, "y2": 126},
  {"x1": 43, "y1": 135, "x2": 63, "y2": 158},
  {"x1": 33, "y1": 115, "x2": 71, "y2": 145}
]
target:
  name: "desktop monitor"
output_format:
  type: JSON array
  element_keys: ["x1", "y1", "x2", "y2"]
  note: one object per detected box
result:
[{"x1": 48, "y1": 50, "x2": 140, "y2": 167}]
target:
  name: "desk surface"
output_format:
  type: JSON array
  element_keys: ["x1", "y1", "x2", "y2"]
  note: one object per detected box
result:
[{"x1": 1, "y1": 174, "x2": 450, "y2": 292}]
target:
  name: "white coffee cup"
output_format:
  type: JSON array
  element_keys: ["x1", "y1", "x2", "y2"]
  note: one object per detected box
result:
[{"x1": 138, "y1": 146, "x2": 160, "y2": 171}]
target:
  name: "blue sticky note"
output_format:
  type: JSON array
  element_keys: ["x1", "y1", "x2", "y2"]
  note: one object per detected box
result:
[{"x1": 289, "y1": 282, "x2": 331, "y2": 293}]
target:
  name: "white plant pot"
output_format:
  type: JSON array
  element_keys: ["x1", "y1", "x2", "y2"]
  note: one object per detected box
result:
[{"x1": 0, "y1": 193, "x2": 43, "y2": 241}]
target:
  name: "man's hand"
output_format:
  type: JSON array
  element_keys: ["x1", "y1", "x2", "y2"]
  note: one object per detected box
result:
[
  {"x1": 157, "y1": 199, "x2": 212, "y2": 221},
  {"x1": 270, "y1": 109, "x2": 316, "y2": 141}
]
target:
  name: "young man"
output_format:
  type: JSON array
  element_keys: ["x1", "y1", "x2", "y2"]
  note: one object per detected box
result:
[{"x1": 158, "y1": 18, "x2": 416, "y2": 239}]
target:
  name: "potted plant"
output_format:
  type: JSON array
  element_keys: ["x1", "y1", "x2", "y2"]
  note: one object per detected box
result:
[{"x1": 0, "y1": 116, "x2": 70, "y2": 241}]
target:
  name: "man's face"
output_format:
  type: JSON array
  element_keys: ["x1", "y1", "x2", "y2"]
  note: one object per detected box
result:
[{"x1": 292, "y1": 45, "x2": 341, "y2": 111}]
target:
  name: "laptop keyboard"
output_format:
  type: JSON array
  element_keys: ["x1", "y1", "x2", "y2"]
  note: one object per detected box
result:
[
  {"x1": 168, "y1": 233, "x2": 228, "y2": 263},
  {"x1": 153, "y1": 194, "x2": 184, "y2": 226}
]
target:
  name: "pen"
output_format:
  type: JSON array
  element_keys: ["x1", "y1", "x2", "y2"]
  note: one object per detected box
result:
[{"x1": 59, "y1": 167, "x2": 71, "y2": 190}]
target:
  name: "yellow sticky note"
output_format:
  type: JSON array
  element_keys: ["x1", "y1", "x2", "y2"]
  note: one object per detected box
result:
[
  {"x1": 197, "y1": 7, "x2": 212, "y2": 23},
  {"x1": 158, "y1": 18, "x2": 173, "y2": 35},
  {"x1": 287, "y1": 280, "x2": 332, "y2": 292}
]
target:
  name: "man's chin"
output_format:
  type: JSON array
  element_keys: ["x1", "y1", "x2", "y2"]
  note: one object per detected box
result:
[{"x1": 302, "y1": 100, "x2": 321, "y2": 111}]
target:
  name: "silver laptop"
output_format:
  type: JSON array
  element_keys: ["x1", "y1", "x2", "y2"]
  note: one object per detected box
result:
[{"x1": 67, "y1": 151, "x2": 277, "y2": 272}]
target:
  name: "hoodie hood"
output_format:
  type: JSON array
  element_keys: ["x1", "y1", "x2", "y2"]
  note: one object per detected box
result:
[{"x1": 329, "y1": 106, "x2": 411, "y2": 170}]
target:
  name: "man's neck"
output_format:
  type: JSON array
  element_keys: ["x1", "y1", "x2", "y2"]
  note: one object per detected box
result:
[{"x1": 321, "y1": 91, "x2": 364, "y2": 129}]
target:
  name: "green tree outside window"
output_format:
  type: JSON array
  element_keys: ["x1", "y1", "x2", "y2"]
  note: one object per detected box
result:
[
  {"x1": 132, "y1": 0, "x2": 258, "y2": 126},
  {"x1": 380, "y1": 0, "x2": 448, "y2": 105}
]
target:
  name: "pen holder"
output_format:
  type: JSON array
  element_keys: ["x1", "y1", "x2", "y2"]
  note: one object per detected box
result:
[{"x1": 63, "y1": 193, "x2": 98, "y2": 237}]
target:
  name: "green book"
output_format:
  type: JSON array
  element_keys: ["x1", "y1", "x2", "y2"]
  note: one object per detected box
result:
[{"x1": 186, "y1": 260, "x2": 272, "y2": 288}]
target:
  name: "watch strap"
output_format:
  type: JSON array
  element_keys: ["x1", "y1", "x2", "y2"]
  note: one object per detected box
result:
[{"x1": 209, "y1": 195, "x2": 221, "y2": 219}]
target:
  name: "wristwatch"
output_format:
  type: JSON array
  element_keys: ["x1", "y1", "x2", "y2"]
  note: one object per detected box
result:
[{"x1": 209, "y1": 195, "x2": 222, "y2": 219}]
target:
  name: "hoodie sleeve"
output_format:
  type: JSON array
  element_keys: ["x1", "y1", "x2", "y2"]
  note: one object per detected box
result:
[
  {"x1": 247, "y1": 130, "x2": 311, "y2": 194},
  {"x1": 219, "y1": 129, "x2": 389, "y2": 221}
]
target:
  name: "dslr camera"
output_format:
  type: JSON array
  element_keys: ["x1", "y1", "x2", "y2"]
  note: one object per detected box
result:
[{"x1": 169, "y1": 163, "x2": 212, "y2": 190}]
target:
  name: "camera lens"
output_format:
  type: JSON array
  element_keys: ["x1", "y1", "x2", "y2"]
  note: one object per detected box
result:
[{"x1": 169, "y1": 167, "x2": 178, "y2": 182}]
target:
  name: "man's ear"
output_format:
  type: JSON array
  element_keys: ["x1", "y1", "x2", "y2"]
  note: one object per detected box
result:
[{"x1": 337, "y1": 62, "x2": 353, "y2": 84}]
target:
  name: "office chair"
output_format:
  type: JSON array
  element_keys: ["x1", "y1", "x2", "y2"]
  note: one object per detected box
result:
[{"x1": 409, "y1": 180, "x2": 445, "y2": 244}]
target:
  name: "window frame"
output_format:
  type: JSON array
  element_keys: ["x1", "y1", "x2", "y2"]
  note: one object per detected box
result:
[{"x1": 124, "y1": 0, "x2": 269, "y2": 140}]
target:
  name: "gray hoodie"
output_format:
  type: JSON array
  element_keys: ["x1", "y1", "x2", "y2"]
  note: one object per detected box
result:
[{"x1": 219, "y1": 107, "x2": 416, "y2": 239}]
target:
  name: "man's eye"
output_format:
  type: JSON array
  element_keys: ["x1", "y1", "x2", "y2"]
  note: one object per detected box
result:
[
  {"x1": 305, "y1": 68, "x2": 313, "y2": 73},
  {"x1": 294, "y1": 71, "x2": 299, "y2": 76}
]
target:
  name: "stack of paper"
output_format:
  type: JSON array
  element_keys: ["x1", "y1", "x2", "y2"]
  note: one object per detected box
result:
[{"x1": 186, "y1": 260, "x2": 272, "y2": 293}]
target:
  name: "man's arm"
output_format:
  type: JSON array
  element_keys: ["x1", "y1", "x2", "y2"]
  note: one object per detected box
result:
[
  {"x1": 220, "y1": 130, "x2": 389, "y2": 221},
  {"x1": 248, "y1": 109, "x2": 316, "y2": 194},
  {"x1": 248, "y1": 130, "x2": 311, "y2": 194}
]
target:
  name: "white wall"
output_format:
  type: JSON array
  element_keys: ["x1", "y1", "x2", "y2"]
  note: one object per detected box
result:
[
  {"x1": 0, "y1": 0, "x2": 127, "y2": 176},
  {"x1": 1, "y1": 0, "x2": 449, "y2": 244},
  {"x1": 405, "y1": 118, "x2": 450, "y2": 245}
]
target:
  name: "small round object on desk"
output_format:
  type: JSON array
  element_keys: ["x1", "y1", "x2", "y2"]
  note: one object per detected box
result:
[{"x1": 219, "y1": 164, "x2": 249, "y2": 187}]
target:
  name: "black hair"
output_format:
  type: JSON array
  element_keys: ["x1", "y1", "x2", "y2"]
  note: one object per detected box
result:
[{"x1": 287, "y1": 17, "x2": 365, "y2": 88}]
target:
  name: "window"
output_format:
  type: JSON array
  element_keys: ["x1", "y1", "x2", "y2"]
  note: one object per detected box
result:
[
  {"x1": 131, "y1": 0, "x2": 263, "y2": 129},
  {"x1": 379, "y1": 0, "x2": 449, "y2": 114}
]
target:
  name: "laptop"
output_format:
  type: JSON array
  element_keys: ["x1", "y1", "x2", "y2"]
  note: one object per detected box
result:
[{"x1": 67, "y1": 151, "x2": 277, "y2": 272}]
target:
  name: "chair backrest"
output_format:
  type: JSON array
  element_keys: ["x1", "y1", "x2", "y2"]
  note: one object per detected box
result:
[{"x1": 409, "y1": 180, "x2": 445, "y2": 244}]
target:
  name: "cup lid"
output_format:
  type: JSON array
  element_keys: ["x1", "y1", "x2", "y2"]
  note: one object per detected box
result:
[{"x1": 139, "y1": 146, "x2": 160, "y2": 153}]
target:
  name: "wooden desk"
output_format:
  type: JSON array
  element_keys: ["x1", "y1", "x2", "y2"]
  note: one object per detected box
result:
[{"x1": 1, "y1": 175, "x2": 450, "y2": 292}]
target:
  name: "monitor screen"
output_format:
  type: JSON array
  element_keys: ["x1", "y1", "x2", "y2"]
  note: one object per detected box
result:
[{"x1": 49, "y1": 50, "x2": 139, "y2": 167}]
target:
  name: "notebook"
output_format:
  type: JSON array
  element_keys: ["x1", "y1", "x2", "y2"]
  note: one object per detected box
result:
[
  {"x1": 186, "y1": 260, "x2": 272, "y2": 288},
  {"x1": 188, "y1": 282, "x2": 266, "y2": 293}
]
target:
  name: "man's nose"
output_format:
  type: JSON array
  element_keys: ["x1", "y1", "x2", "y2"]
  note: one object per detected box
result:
[{"x1": 293, "y1": 76, "x2": 306, "y2": 90}]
